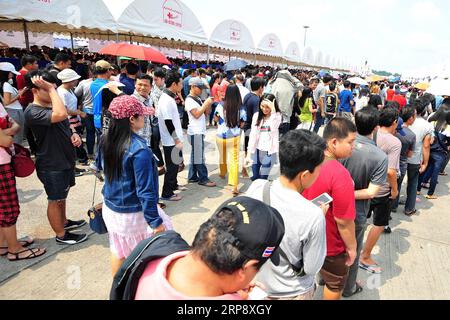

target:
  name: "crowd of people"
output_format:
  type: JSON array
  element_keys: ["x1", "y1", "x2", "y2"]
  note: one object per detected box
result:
[{"x1": 0, "y1": 45, "x2": 449, "y2": 300}]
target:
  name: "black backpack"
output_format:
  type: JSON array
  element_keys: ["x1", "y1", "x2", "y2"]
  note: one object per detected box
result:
[
  {"x1": 110, "y1": 231, "x2": 190, "y2": 300},
  {"x1": 325, "y1": 92, "x2": 338, "y2": 114}
]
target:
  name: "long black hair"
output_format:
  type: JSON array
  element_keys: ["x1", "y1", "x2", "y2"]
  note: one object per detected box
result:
[
  {"x1": 256, "y1": 93, "x2": 280, "y2": 127},
  {"x1": 431, "y1": 103, "x2": 450, "y2": 133},
  {"x1": 223, "y1": 84, "x2": 242, "y2": 128},
  {"x1": 298, "y1": 88, "x2": 313, "y2": 111},
  {"x1": 0, "y1": 70, "x2": 17, "y2": 97},
  {"x1": 102, "y1": 114, "x2": 135, "y2": 183}
]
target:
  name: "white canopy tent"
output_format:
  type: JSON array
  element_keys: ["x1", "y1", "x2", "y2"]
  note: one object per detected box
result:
[
  {"x1": 257, "y1": 33, "x2": 283, "y2": 57},
  {"x1": 208, "y1": 20, "x2": 256, "y2": 54},
  {"x1": 284, "y1": 42, "x2": 301, "y2": 64},
  {"x1": 0, "y1": 30, "x2": 53, "y2": 48},
  {"x1": 315, "y1": 50, "x2": 324, "y2": 67},
  {"x1": 302, "y1": 47, "x2": 314, "y2": 65}
]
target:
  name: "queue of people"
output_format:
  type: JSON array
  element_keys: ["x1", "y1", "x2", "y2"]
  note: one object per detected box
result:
[{"x1": 0, "y1": 46, "x2": 449, "y2": 302}]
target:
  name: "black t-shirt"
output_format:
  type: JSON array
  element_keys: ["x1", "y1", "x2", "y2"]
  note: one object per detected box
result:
[{"x1": 24, "y1": 104, "x2": 76, "y2": 171}]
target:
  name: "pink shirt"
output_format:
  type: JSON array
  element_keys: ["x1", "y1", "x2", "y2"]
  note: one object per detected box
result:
[
  {"x1": 135, "y1": 251, "x2": 243, "y2": 300},
  {"x1": 0, "y1": 103, "x2": 12, "y2": 165}
]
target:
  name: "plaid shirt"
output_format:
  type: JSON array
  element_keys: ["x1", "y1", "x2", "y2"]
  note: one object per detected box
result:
[{"x1": 133, "y1": 92, "x2": 154, "y2": 147}]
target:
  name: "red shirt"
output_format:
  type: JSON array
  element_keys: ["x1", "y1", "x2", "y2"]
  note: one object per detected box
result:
[
  {"x1": 16, "y1": 69, "x2": 33, "y2": 108},
  {"x1": 302, "y1": 160, "x2": 356, "y2": 257},
  {"x1": 386, "y1": 89, "x2": 395, "y2": 102},
  {"x1": 392, "y1": 95, "x2": 407, "y2": 110}
]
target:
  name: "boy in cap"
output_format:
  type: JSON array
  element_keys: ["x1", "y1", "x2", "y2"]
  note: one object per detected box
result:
[{"x1": 135, "y1": 196, "x2": 285, "y2": 300}]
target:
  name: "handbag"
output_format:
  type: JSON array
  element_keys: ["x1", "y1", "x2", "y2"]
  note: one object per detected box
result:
[
  {"x1": 87, "y1": 175, "x2": 108, "y2": 234},
  {"x1": 9, "y1": 143, "x2": 35, "y2": 178}
]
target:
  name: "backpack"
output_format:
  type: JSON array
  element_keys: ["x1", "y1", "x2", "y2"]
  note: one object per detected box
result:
[
  {"x1": 110, "y1": 230, "x2": 190, "y2": 300},
  {"x1": 325, "y1": 92, "x2": 338, "y2": 114}
]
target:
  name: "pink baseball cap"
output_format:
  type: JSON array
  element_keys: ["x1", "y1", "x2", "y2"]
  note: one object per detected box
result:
[{"x1": 108, "y1": 95, "x2": 153, "y2": 120}]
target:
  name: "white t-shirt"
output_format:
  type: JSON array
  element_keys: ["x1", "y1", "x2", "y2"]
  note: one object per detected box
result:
[
  {"x1": 237, "y1": 83, "x2": 250, "y2": 102},
  {"x1": 185, "y1": 95, "x2": 206, "y2": 136},
  {"x1": 157, "y1": 92, "x2": 184, "y2": 146},
  {"x1": 57, "y1": 87, "x2": 80, "y2": 121},
  {"x1": 257, "y1": 118, "x2": 272, "y2": 152},
  {"x1": 354, "y1": 96, "x2": 369, "y2": 112},
  {"x1": 408, "y1": 117, "x2": 434, "y2": 165},
  {"x1": 2, "y1": 82, "x2": 23, "y2": 110}
]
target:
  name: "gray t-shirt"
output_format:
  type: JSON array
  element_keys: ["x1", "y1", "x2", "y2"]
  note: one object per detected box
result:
[
  {"x1": 74, "y1": 79, "x2": 94, "y2": 114},
  {"x1": 246, "y1": 179, "x2": 326, "y2": 298},
  {"x1": 341, "y1": 134, "x2": 388, "y2": 225},
  {"x1": 376, "y1": 130, "x2": 402, "y2": 197},
  {"x1": 313, "y1": 84, "x2": 327, "y2": 108},
  {"x1": 407, "y1": 117, "x2": 433, "y2": 165}
]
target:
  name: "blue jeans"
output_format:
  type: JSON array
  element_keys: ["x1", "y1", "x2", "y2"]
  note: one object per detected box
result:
[
  {"x1": 251, "y1": 150, "x2": 275, "y2": 181},
  {"x1": 418, "y1": 152, "x2": 447, "y2": 196},
  {"x1": 404, "y1": 164, "x2": 420, "y2": 212},
  {"x1": 188, "y1": 135, "x2": 209, "y2": 184},
  {"x1": 313, "y1": 112, "x2": 325, "y2": 133}
]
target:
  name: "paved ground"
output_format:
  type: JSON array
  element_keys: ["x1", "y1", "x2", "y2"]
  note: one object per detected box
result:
[{"x1": 0, "y1": 128, "x2": 449, "y2": 300}]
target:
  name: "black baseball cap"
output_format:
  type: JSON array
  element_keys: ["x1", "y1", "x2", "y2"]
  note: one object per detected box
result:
[{"x1": 214, "y1": 197, "x2": 285, "y2": 263}]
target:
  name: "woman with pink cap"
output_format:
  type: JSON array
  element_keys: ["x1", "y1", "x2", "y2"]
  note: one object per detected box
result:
[{"x1": 96, "y1": 95, "x2": 172, "y2": 276}]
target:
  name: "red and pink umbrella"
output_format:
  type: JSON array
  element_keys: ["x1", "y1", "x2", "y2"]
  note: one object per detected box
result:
[{"x1": 99, "y1": 43, "x2": 171, "y2": 65}]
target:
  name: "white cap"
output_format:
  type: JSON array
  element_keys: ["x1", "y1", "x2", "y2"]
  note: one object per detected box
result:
[
  {"x1": 57, "y1": 69, "x2": 81, "y2": 83},
  {"x1": 0, "y1": 62, "x2": 20, "y2": 75}
]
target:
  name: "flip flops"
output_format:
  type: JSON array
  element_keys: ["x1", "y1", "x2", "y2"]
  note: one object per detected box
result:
[
  {"x1": 0, "y1": 237, "x2": 35, "y2": 256},
  {"x1": 359, "y1": 262, "x2": 382, "y2": 274},
  {"x1": 342, "y1": 282, "x2": 363, "y2": 298},
  {"x1": 7, "y1": 248, "x2": 46, "y2": 262}
]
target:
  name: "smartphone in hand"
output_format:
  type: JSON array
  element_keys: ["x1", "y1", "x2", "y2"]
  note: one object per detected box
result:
[{"x1": 311, "y1": 193, "x2": 333, "y2": 207}]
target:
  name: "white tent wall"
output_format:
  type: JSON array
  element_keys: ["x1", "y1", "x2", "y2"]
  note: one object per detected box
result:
[
  {"x1": 302, "y1": 47, "x2": 314, "y2": 65},
  {"x1": 284, "y1": 42, "x2": 301, "y2": 64},
  {"x1": 257, "y1": 33, "x2": 283, "y2": 57},
  {"x1": 0, "y1": 30, "x2": 53, "y2": 48}
]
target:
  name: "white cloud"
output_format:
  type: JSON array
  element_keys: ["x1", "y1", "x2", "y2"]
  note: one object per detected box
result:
[{"x1": 411, "y1": 1, "x2": 441, "y2": 20}]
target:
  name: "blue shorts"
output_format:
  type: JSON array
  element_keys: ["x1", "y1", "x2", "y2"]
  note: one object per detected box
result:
[{"x1": 37, "y1": 169, "x2": 76, "y2": 201}]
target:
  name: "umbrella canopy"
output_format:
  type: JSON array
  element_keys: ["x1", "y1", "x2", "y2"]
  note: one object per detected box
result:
[
  {"x1": 348, "y1": 77, "x2": 369, "y2": 86},
  {"x1": 366, "y1": 75, "x2": 385, "y2": 82},
  {"x1": 414, "y1": 82, "x2": 430, "y2": 91},
  {"x1": 224, "y1": 59, "x2": 248, "y2": 72},
  {"x1": 99, "y1": 43, "x2": 171, "y2": 65},
  {"x1": 427, "y1": 79, "x2": 450, "y2": 96}
]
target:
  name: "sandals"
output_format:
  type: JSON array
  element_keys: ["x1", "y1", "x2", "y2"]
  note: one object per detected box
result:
[
  {"x1": 405, "y1": 209, "x2": 417, "y2": 217},
  {"x1": 0, "y1": 237, "x2": 35, "y2": 256},
  {"x1": 342, "y1": 282, "x2": 363, "y2": 298},
  {"x1": 359, "y1": 262, "x2": 382, "y2": 274},
  {"x1": 7, "y1": 248, "x2": 46, "y2": 262},
  {"x1": 425, "y1": 195, "x2": 438, "y2": 200},
  {"x1": 158, "y1": 202, "x2": 167, "y2": 210}
]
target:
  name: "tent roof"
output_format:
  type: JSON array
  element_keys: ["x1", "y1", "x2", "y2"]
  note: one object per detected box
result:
[
  {"x1": 284, "y1": 42, "x2": 301, "y2": 63},
  {"x1": 209, "y1": 20, "x2": 256, "y2": 54},
  {"x1": 257, "y1": 33, "x2": 283, "y2": 57}
]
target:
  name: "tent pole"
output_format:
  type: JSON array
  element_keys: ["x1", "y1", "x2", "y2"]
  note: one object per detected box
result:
[
  {"x1": 207, "y1": 45, "x2": 210, "y2": 65},
  {"x1": 116, "y1": 33, "x2": 120, "y2": 66},
  {"x1": 70, "y1": 33, "x2": 74, "y2": 50},
  {"x1": 22, "y1": 20, "x2": 30, "y2": 51},
  {"x1": 190, "y1": 44, "x2": 193, "y2": 62},
  {"x1": 129, "y1": 34, "x2": 132, "y2": 44}
]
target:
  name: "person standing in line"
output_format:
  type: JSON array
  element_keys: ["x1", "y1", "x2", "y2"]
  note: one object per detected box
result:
[
  {"x1": 24, "y1": 71, "x2": 88, "y2": 245},
  {"x1": 96, "y1": 95, "x2": 171, "y2": 276},
  {"x1": 313, "y1": 75, "x2": 333, "y2": 133},
  {"x1": 48, "y1": 53, "x2": 72, "y2": 86},
  {"x1": 16, "y1": 55, "x2": 39, "y2": 153},
  {"x1": 185, "y1": 77, "x2": 216, "y2": 188},
  {"x1": 359, "y1": 107, "x2": 401, "y2": 274},
  {"x1": 302, "y1": 117, "x2": 357, "y2": 300},
  {"x1": 246, "y1": 129, "x2": 327, "y2": 300},
  {"x1": 0, "y1": 101, "x2": 47, "y2": 261},
  {"x1": 150, "y1": 68, "x2": 167, "y2": 175},
  {"x1": 245, "y1": 94, "x2": 282, "y2": 181},
  {"x1": 157, "y1": 71, "x2": 185, "y2": 202},
  {"x1": 296, "y1": 88, "x2": 316, "y2": 131},
  {"x1": 338, "y1": 81, "x2": 355, "y2": 121},
  {"x1": 214, "y1": 85, "x2": 245, "y2": 196},
  {"x1": 404, "y1": 100, "x2": 433, "y2": 215},
  {"x1": 340, "y1": 107, "x2": 388, "y2": 298},
  {"x1": 0, "y1": 62, "x2": 26, "y2": 144}
]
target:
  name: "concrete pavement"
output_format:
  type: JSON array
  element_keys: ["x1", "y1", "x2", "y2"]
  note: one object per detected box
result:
[{"x1": 1, "y1": 128, "x2": 449, "y2": 300}]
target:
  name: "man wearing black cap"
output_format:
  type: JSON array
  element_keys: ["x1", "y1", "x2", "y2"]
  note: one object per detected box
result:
[{"x1": 135, "y1": 197, "x2": 285, "y2": 300}]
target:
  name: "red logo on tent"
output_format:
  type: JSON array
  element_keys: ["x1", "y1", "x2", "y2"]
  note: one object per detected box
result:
[
  {"x1": 163, "y1": 0, "x2": 183, "y2": 28},
  {"x1": 229, "y1": 22, "x2": 241, "y2": 41},
  {"x1": 268, "y1": 38, "x2": 276, "y2": 48}
]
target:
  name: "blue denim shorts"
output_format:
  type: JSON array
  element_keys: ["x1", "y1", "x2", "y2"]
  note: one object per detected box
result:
[{"x1": 37, "y1": 170, "x2": 76, "y2": 201}]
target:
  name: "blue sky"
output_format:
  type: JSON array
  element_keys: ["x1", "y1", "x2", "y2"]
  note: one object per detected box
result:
[{"x1": 185, "y1": 0, "x2": 450, "y2": 74}]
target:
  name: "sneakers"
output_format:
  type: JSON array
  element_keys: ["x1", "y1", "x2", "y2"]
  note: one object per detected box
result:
[
  {"x1": 56, "y1": 232, "x2": 88, "y2": 245},
  {"x1": 384, "y1": 226, "x2": 392, "y2": 234},
  {"x1": 75, "y1": 167, "x2": 86, "y2": 177},
  {"x1": 64, "y1": 219, "x2": 87, "y2": 231}
]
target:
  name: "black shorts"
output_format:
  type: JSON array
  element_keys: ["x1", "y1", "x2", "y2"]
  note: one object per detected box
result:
[
  {"x1": 368, "y1": 195, "x2": 392, "y2": 227},
  {"x1": 320, "y1": 253, "x2": 349, "y2": 292},
  {"x1": 37, "y1": 169, "x2": 75, "y2": 201}
]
